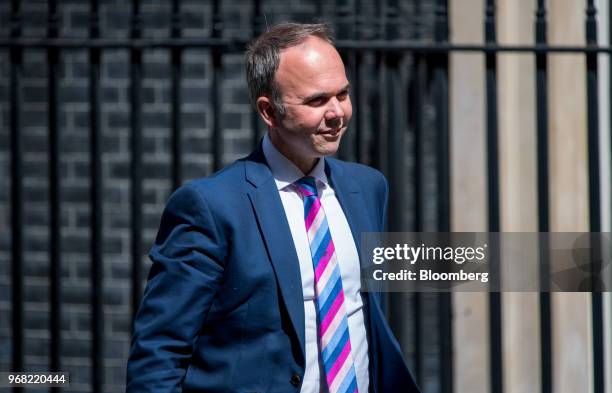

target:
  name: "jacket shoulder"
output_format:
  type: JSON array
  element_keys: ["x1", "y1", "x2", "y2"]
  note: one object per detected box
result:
[
  {"x1": 185, "y1": 160, "x2": 246, "y2": 191},
  {"x1": 327, "y1": 158, "x2": 387, "y2": 189},
  {"x1": 163, "y1": 159, "x2": 249, "y2": 218},
  {"x1": 172, "y1": 158, "x2": 245, "y2": 195}
]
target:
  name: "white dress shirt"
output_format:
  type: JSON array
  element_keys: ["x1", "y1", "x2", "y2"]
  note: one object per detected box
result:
[{"x1": 262, "y1": 134, "x2": 369, "y2": 393}]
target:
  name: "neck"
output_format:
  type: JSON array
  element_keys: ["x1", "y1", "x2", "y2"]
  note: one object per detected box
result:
[{"x1": 268, "y1": 132, "x2": 319, "y2": 175}]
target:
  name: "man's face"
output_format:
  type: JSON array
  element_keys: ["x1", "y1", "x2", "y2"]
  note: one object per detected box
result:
[{"x1": 269, "y1": 36, "x2": 352, "y2": 168}]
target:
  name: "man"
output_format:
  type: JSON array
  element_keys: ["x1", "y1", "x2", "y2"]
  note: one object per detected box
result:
[{"x1": 126, "y1": 23, "x2": 420, "y2": 393}]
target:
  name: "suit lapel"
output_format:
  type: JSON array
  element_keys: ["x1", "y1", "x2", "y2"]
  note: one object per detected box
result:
[
  {"x1": 327, "y1": 159, "x2": 383, "y2": 393},
  {"x1": 243, "y1": 152, "x2": 379, "y2": 368},
  {"x1": 244, "y1": 149, "x2": 306, "y2": 362},
  {"x1": 325, "y1": 159, "x2": 375, "y2": 257}
]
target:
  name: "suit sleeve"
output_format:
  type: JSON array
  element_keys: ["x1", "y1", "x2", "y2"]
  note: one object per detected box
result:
[
  {"x1": 376, "y1": 172, "x2": 390, "y2": 312},
  {"x1": 380, "y1": 173, "x2": 389, "y2": 232},
  {"x1": 369, "y1": 171, "x2": 422, "y2": 392},
  {"x1": 126, "y1": 183, "x2": 225, "y2": 392}
]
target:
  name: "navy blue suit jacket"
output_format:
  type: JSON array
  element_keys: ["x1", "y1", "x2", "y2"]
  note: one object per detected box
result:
[{"x1": 126, "y1": 147, "x2": 420, "y2": 393}]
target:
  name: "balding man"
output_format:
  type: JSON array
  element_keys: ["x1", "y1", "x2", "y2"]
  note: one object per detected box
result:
[{"x1": 127, "y1": 22, "x2": 420, "y2": 393}]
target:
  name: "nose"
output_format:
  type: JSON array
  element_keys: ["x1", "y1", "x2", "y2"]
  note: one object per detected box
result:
[{"x1": 324, "y1": 97, "x2": 345, "y2": 121}]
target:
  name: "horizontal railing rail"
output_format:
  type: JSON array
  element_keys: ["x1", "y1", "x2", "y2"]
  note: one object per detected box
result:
[{"x1": 2, "y1": 38, "x2": 612, "y2": 53}]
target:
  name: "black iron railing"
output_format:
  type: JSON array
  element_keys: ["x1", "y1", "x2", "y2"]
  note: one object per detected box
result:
[{"x1": 1, "y1": 1, "x2": 610, "y2": 393}]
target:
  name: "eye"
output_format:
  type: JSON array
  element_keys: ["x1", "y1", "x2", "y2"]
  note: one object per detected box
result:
[
  {"x1": 307, "y1": 97, "x2": 327, "y2": 107},
  {"x1": 337, "y1": 90, "x2": 349, "y2": 100}
]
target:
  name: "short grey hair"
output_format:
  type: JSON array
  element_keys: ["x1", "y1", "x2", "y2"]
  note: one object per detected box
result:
[{"x1": 245, "y1": 22, "x2": 334, "y2": 117}]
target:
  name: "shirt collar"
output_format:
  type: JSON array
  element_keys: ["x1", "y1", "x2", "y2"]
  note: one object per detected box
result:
[{"x1": 262, "y1": 133, "x2": 329, "y2": 191}]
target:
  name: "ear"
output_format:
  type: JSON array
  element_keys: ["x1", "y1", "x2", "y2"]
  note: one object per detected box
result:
[{"x1": 256, "y1": 96, "x2": 278, "y2": 128}]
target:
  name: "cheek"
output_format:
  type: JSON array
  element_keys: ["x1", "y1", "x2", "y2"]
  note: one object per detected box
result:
[
  {"x1": 343, "y1": 100, "x2": 353, "y2": 121},
  {"x1": 284, "y1": 108, "x2": 319, "y2": 130},
  {"x1": 297, "y1": 111, "x2": 327, "y2": 131}
]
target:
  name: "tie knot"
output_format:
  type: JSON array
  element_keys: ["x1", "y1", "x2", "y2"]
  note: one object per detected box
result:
[{"x1": 294, "y1": 176, "x2": 318, "y2": 198}]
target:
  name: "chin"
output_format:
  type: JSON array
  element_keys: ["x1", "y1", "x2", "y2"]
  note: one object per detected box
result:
[
  {"x1": 314, "y1": 143, "x2": 340, "y2": 157},
  {"x1": 312, "y1": 135, "x2": 342, "y2": 156}
]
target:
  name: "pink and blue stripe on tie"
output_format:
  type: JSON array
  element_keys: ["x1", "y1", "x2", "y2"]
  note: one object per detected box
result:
[{"x1": 294, "y1": 176, "x2": 358, "y2": 393}]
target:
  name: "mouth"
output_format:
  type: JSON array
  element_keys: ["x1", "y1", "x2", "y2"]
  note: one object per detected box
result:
[
  {"x1": 318, "y1": 119, "x2": 346, "y2": 136},
  {"x1": 317, "y1": 130, "x2": 342, "y2": 143},
  {"x1": 318, "y1": 127, "x2": 343, "y2": 136},
  {"x1": 319, "y1": 130, "x2": 338, "y2": 136}
]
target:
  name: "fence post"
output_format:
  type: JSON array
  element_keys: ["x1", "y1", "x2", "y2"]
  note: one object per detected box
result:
[
  {"x1": 129, "y1": 0, "x2": 144, "y2": 330},
  {"x1": 434, "y1": 2, "x2": 453, "y2": 392},
  {"x1": 534, "y1": 2, "x2": 552, "y2": 393},
  {"x1": 88, "y1": 0, "x2": 104, "y2": 391},
  {"x1": 484, "y1": 1, "x2": 503, "y2": 393},
  {"x1": 585, "y1": 2, "x2": 605, "y2": 393},
  {"x1": 9, "y1": 0, "x2": 24, "y2": 385},
  {"x1": 171, "y1": 0, "x2": 184, "y2": 189},
  {"x1": 211, "y1": 0, "x2": 223, "y2": 172},
  {"x1": 47, "y1": 0, "x2": 62, "y2": 381}
]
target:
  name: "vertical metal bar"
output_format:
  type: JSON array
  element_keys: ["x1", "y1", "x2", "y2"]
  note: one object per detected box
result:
[
  {"x1": 316, "y1": 0, "x2": 324, "y2": 19},
  {"x1": 9, "y1": 0, "x2": 24, "y2": 387},
  {"x1": 484, "y1": 2, "x2": 503, "y2": 393},
  {"x1": 610, "y1": 0, "x2": 612, "y2": 242},
  {"x1": 171, "y1": 0, "x2": 183, "y2": 190},
  {"x1": 411, "y1": 291, "x2": 422, "y2": 386},
  {"x1": 334, "y1": 0, "x2": 351, "y2": 40},
  {"x1": 382, "y1": 0, "x2": 412, "y2": 386},
  {"x1": 534, "y1": 2, "x2": 552, "y2": 393},
  {"x1": 48, "y1": 0, "x2": 62, "y2": 382},
  {"x1": 586, "y1": 0, "x2": 601, "y2": 233},
  {"x1": 585, "y1": 3, "x2": 605, "y2": 393},
  {"x1": 211, "y1": 0, "x2": 223, "y2": 172},
  {"x1": 609, "y1": 2, "x2": 612, "y2": 374},
  {"x1": 411, "y1": 0, "x2": 424, "y2": 234},
  {"x1": 336, "y1": 0, "x2": 353, "y2": 161},
  {"x1": 250, "y1": 0, "x2": 263, "y2": 151},
  {"x1": 434, "y1": 2, "x2": 452, "y2": 392},
  {"x1": 409, "y1": 0, "x2": 424, "y2": 385},
  {"x1": 89, "y1": 0, "x2": 103, "y2": 391},
  {"x1": 434, "y1": 0, "x2": 450, "y2": 234},
  {"x1": 371, "y1": 54, "x2": 385, "y2": 172},
  {"x1": 372, "y1": 0, "x2": 386, "y2": 173},
  {"x1": 484, "y1": 0, "x2": 500, "y2": 234},
  {"x1": 384, "y1": 0, "x2": 402, "y2": 231},
  {"x1": 351, "y1": 0, "x2": 364, "y2": 163},
  {"x1": 130, "y1": 0, "x2": 143, "y2": 330}
]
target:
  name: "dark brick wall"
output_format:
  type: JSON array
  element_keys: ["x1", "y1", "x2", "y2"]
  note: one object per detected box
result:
[{"x1": 0, "y1": 1, "x2": 442, "y2": 392}]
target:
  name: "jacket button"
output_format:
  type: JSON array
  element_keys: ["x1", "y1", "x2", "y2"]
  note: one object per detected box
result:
[{"x1": 290, "y1": 373, "x2": 301, "y2": 387}]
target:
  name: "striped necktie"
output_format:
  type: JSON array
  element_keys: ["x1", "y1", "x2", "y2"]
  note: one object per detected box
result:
[{"x1": 294, "y1": 176, "x2": 359, "y2": 393}]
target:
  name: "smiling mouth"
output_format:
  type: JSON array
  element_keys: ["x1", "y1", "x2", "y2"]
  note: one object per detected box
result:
[{"x1": 318, "y1": 127, "x2": 343, "y2": 136}]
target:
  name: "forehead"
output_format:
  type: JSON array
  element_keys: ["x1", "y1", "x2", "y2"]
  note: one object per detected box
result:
[{"x1": 275, "y1": 36, "x2": 348, "y2": 99}]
